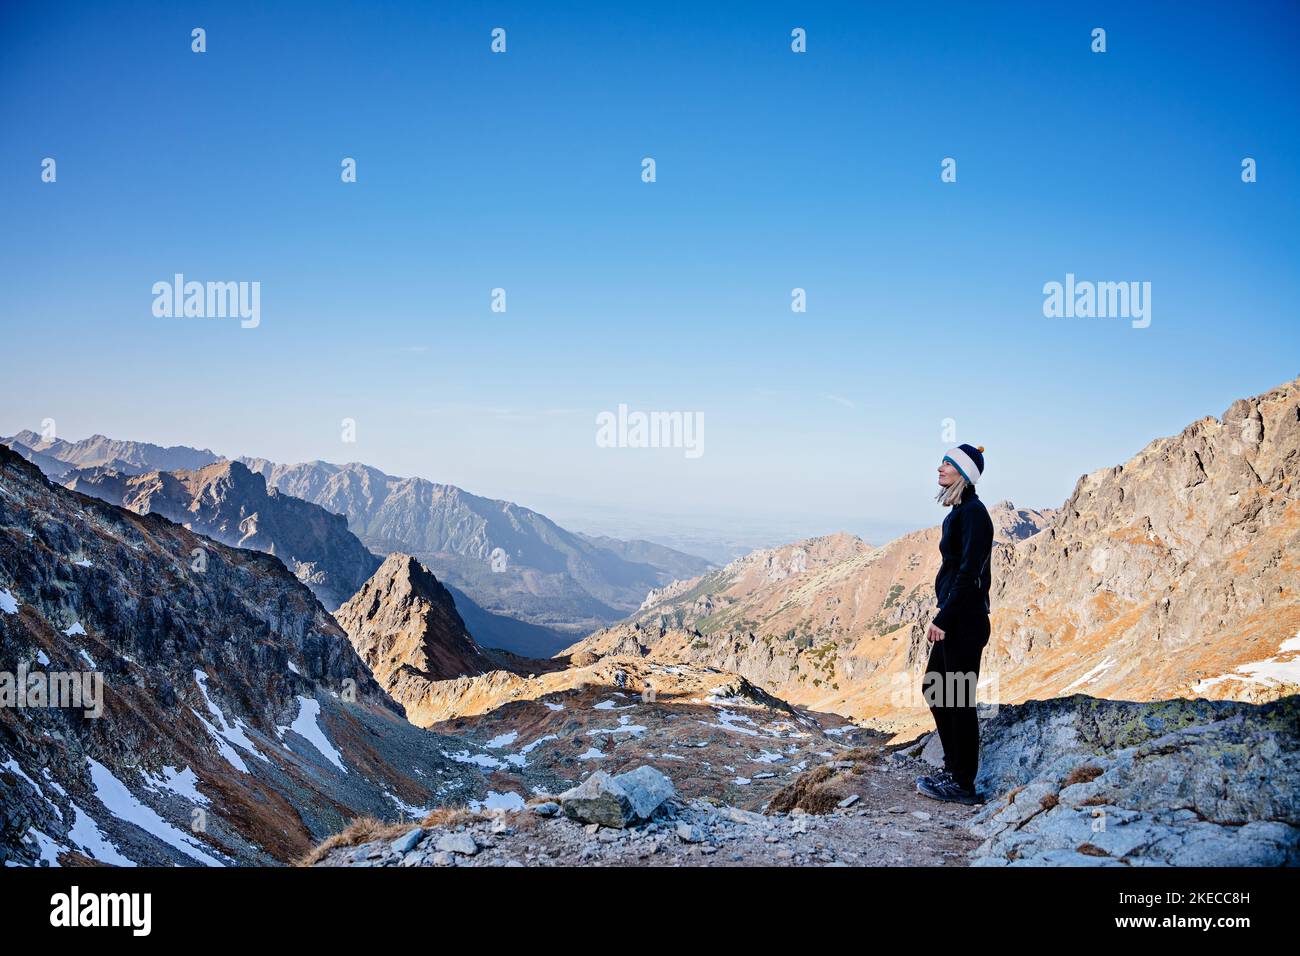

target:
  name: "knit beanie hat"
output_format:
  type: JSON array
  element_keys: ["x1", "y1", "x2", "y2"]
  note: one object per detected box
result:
[{"x1": 944, "y1": 444, "x2": 985, "y2": 484}]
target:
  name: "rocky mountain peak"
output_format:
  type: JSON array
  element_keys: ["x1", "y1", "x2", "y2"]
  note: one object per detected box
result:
[{"x1": 336, "y1": 553, "x2": 489, "y2": 696}]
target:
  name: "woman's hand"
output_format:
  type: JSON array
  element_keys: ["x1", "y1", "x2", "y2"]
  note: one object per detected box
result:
[{"x1": 926, "y1": 623, "x2": 946, "y2": 643}]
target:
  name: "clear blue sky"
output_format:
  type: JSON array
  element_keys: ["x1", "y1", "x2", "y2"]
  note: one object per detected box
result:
[{"x1": 2, "y1": 0, "x2": 1297, "y2": 544}]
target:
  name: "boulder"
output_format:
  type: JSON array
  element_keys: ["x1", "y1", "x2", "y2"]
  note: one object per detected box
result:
[{"x1": 559, "y1": 766, "x2": 676, "y2": 828}]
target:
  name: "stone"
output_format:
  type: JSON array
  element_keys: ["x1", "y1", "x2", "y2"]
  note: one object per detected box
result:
[
  {"x1": 837, "y1": 794, "x2": 860, "y2": 809},
  {"x1": 613, "y1": 765, "x2": 676, "y2": 820},
  {"x1": 390, "y1": 827, "x2": 424, "y2": 855},
  {"x1": 531, "y1": 801, "x2": 560, "y2": 817},
  {"x1": 676, "y1": 823, "x2": 704, "y2": 843},
  {"x1": 558, "y1": 766, "x2": 676, "y2": 828},
  {"x1": 435, "y1": 831, "x2": 478, "y2": 856}
]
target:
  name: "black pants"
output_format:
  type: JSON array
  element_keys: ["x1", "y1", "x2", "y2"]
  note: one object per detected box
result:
[{"x1": 921, "y1": 614, "x2": 990, "y2": 790}]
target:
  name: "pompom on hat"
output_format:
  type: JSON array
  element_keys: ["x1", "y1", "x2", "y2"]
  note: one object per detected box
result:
[{"x1": 943, "y1": 444, "x2": 985, "y2": 484}]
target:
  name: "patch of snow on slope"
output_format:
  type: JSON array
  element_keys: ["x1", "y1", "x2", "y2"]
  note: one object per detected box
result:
[
  {"x1": 0, "y1": 589, "x2": 19, "y2": 614},
  {"x1": 87, "y1": 759, "x2": 223, "y2": 866},
  {"x1": 1063, "y1": 656, "x2": 1118, "y2": 692},
  {"x1": 470, "y1": 791, "x2": 526, "y2": 812},
  {"x1": 484, "y1": 730, "x2": 519, "y2": 749},
  {"x1": 520, "y1": 734, "x2": 558, "y2": 756},
  {"x1": 442, "y1": 750, "x2": 505, "y2": 770},
  {"x1": 288, "y1": 697, "x2": 347, "y2": 772},
  {"x1": 143, "y1": 766, "x2": 210, "y2": 806},
  {"x1": 66, "y1": 802, "x2": 135, "y2": 866},
  {"x1": 63, "y1": 622, "x2": 86, "y2": 636},
  {"x1": 585, "y1": 715, "x2": 647, "y2": 736},
  {"x1": 1193, "y1": 633, "x2": 1300, "y2": 693},
  {"x1": 193, "y1": 670, "x2": 266, "y2": 765}
]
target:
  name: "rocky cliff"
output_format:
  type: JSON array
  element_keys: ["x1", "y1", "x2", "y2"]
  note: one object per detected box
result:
[
  {"x1": 62, "y1": 460, "x2": 381, "y2": 611},
  {"x1": 0, "y1": 445, "x2": 557, "y2": 866},
  {"x1": 334, "y1": 554, "x2": 495, "y2": 724}
]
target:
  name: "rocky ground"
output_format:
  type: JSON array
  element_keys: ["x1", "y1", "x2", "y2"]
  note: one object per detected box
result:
[
  {"x1": 313, "y1": 694, "x2": 1300, "y2": 868},
  {"x1": 312, "y1": 744, "x2": 985, "y2": 867}
]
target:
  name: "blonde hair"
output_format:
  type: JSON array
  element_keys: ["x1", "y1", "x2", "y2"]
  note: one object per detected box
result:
[{"x1": 935, "y1": 474, "x2": 968, "y2": 507}]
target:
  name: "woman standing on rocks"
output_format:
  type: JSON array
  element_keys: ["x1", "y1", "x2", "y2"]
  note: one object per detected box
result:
[{"x1": 916, "y1": 444, "x2": 994, "y2": 806}]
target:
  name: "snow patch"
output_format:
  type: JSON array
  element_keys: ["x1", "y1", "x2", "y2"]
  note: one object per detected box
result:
[
  {"x1": 1064, "y1": 656, "x2": 1118, "y2": 692},
  {"x1": 1193, "y1": 633, "x2": 1300, "y2": 693},
  {"x1": 192, "y1": 671, "x2": 265, "y2": 770},
  {"x1": 0, "y1": 589, "x2": 19, "y2": 614},
  {"x1": 443, "y1": 750, "x2": 506, "y2": 770},
  {"x1": 288, "y1": 697, "x2": 347, "y2": 772},
  {"x1": 520, "y1": 733, "x2": 558, "y2": 756},
  {"x1": 470, "y1": 790, "x2": 526, "y2": 813},
  {"x1": 585, "y1": 715, "x2": 647, "y2": 737},
  {"x1": 66, "y1": 801, "x2": 135, "y2": 866},
  {"x1": 143, "y1": 766, "x2": 210, "y2": 806},
  {"x1": 87, "y1": 759, "x2": 223, "y2": 866}
]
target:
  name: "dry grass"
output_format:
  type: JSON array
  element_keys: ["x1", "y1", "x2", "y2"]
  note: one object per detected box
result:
[
  {"x1": 419, "y1": 807, "x2": 483, "y2": 829},
  {"x1": 1062, "y1": 764, "x2": 1105, "y2": 788},
  {"x1": 295, "y1": 808, "x2": 485, "y2": 867},
  {"x1": 295, "y1": 816, "x2": 409, "y2": 867},
  {"x1": 765, "y1": 765, "x2": 847, "y2": 815}
]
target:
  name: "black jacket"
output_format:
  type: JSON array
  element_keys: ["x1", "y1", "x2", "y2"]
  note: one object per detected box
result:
[{"x1": 932, "y1": 484, "x2": 994, "y2": 632}]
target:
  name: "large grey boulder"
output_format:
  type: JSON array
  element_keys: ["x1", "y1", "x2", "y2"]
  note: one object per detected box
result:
[{"x1": 559, "y1": 766, "x2": 676, "y2": 828}]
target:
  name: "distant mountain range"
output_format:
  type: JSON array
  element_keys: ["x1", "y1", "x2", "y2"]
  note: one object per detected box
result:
[{"x1": 2, "y1": 430, "x2": 715, "y2": 654}]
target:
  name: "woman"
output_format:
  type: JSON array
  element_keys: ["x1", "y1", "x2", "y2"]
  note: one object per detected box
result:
[{"x1": 916, "y1": 443, "x2": 994, "y2": 805}]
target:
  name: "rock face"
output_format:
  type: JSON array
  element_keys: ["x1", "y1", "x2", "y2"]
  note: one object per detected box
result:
[
  {"x1": 987, "y1": 376, "x2": 1300, "y2": 708},
  {"x1": 568, "y1": 377, "x2": 1300, "y2": 737},
  {"x1": 0, "y1": 445, "x2": 553, "y2": 867},
  {"x1": 967, "y1": 695, "x2": 1299, "y2": 866},
  {"x1": 334, "y1": 554, "x2": 493, "y2": 724},
  {"x1": 62, "y1": 460, "x2": 381, "y2": 611}
]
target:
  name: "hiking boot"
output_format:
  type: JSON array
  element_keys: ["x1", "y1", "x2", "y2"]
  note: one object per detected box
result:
[
  {"x1": 915, "y1": 769, "x2": 955, "y2": 788},
  {"x1": 916, "y1": 775, "x2": 981, "y2": 805}
]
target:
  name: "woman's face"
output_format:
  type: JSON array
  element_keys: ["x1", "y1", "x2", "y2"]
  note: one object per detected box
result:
[{"x1": 937, "y1": 459, "x2": 960, "y2": 487}]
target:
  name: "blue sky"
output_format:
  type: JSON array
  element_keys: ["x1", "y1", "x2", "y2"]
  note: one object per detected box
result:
[{"x1": 2, "y1": 0, "x2": 1297, "y2": 548}]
